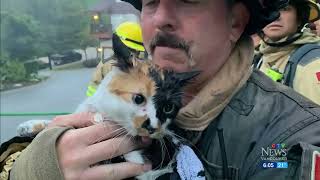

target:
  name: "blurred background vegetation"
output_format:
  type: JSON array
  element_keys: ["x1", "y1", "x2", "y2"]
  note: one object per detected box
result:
[{"x1": 0, "y1": 0, "x2": 99, "y2": 85}]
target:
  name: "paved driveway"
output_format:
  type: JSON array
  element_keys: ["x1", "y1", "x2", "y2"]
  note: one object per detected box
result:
[{"x1": 0, "y1": 68, "x2": 95, "y2": 143}]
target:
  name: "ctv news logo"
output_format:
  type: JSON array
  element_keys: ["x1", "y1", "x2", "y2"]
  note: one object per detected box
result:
[{"x1": 261, "y1": 143, "x2": 288, "y2": 161}]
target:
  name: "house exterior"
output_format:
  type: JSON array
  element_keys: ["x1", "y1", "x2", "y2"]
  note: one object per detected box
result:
[{"x1": 88, "y1": 0, "x2": 140, "y2": 40}]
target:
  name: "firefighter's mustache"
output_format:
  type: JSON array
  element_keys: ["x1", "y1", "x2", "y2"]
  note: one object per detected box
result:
[
  {"x1": 150, "y1": 32, "x2": 190, "y2": 57},
  {"x1": 149, "y1": 32, "x2": 196, "y2": 67}
]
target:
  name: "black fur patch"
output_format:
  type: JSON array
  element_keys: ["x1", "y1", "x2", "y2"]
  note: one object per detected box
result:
[
  {"x1": 143, "y1": 123, "x2": 184, "y2": 170},
  {"x1": 149, "y1": 68, "x2": 200, "y2": 124},
  {"x1": 112, "y1": 33, "x2": 133, "y2": 73},
  {"x1": 143, "y1": 138, "x2": 177, "y2": 170},
  {"x1": 143, "y1": 69, "x2": 199, "y2": 175}
]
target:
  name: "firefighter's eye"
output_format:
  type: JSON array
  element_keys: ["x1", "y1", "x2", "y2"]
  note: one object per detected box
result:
[
  {"x1": 142, "y1": 0, "x2": 158, "y2": 6},
  {"x1": 181, "y1": 0, "x2": 200, "y2": 4}
]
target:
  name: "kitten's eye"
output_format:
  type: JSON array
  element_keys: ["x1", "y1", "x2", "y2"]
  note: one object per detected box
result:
[
  {"x1": 133, "y1": 94, "x2": 146, "y2": 105},
  {"x1": 163, "y1": 104, "x2": 175, "y2": 114}
]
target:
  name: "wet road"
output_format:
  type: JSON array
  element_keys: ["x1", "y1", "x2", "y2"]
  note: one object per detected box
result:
[{"x1": 0, "y1": 68, "x2": 95, "y2": 143}]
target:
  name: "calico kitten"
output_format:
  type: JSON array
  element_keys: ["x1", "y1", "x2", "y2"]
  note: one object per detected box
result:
[
  {"x1": 75, "y1": 53, "x2": 199, "y2": 178},
  {"x1": 17, "y1": 42, "x2": 199, "y2": 179}
]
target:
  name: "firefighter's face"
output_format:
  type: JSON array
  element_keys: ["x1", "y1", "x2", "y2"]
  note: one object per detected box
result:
[
  {"x1": 140, "y1": 0, "x2": 250, "y2": 91},
  {"x1": 263, "y1": 5, "x2": 299, "y2": 41}
]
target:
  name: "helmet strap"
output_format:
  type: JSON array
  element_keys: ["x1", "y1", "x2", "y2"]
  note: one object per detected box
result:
[
  {"x1": 259, "y1": 31, "x2": 303, "y2": 47},
  {"x1": 115, "y1": 32, "x2": 144, "y2": 47}
]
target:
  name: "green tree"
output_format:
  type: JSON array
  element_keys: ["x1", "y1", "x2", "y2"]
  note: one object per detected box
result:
[
  {"x1": 0, "y1": 55, "x2": 27, "y2": 83},
  {"x1": 1, "y1": 0, "x2": 94, "y2": 59},
  {"x1": 0, "y1": 12, "x2": 42, "y2": 61},
  {"x1": 47, "y1": 0, "x2": 90, "y2": 53},
  {"x1": 79, "y1": 27, "x2": 99, "y2": 61}
]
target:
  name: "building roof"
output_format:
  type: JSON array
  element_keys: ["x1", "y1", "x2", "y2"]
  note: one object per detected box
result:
[{"x1": 88, "y1": 0, "x2": 139, "y2": 15}]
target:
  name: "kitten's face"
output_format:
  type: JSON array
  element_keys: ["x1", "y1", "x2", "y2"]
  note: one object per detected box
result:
[{"x1": 106, "y1": 59, "x2": 198, "y2": 139}]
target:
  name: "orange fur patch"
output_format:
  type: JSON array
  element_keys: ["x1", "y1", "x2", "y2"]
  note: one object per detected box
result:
[
  {"x1": 133, "y1": 115, "x2": 149, "y2": 136},
  {"x1": 32, "y1": 123, "x2": 46, "y2": 133},
  {"x1": 133, "y1": 115, "x2": 161, "y2": 136},
  {"x1": 108, "y1": 61, "x2": 157, "y2": 103},
  {"x1": 108, "y1": 60, "x2": 165, "y2": 137}
]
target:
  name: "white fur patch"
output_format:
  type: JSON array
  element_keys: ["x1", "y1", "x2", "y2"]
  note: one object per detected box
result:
[
  {"x1": 93, "y1": 113, "x2": 104, "y2": 123},
  {"x1": 145, "y1": 97, "x2": 158, "y2": 129},
  {"x1": 124, "y1": 150, "x2": 145, "y2": 164},
  {"x1": 162, "y1": 118, "x2": 171, "y2": 134},
  {"x1": 137, "y1": 166, "x2": 174, "y2": 180},
  {"x1": 75, "y1": 69, "x2": 139, "y2": 135}
]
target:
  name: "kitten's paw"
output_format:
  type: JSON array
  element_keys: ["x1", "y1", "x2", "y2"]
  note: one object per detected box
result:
[
  {"x1": 124, "y1": 150, "x2": 145, "y2": 164},
  {"x1": 93, "y1": 113, "x2": 104, "y2": 123},
  {"x1": 17, "y1": 120, "x2": 51, "y2": 137}
]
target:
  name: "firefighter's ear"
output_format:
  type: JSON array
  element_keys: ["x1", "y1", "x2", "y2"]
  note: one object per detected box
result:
[
  {"x1": 229, "y1": 2, "x2": 250, "y2": 43},
  {"x1": 112, "y1": 33, "x2": 133, "y2": 72}
]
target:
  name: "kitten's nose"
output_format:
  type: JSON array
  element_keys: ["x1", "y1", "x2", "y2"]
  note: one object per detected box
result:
[{"x1": 141, "y1": 118, "x2": 156, "y2": 134}]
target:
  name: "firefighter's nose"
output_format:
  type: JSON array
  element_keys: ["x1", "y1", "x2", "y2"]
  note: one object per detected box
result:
[{"x1": 141, "y1": 118, "x2": 156, "y2": 134}]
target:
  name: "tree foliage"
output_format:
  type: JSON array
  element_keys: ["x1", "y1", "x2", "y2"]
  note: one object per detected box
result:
[
  {"x1": 0, "y1": 12, "x2": 41, "y2": 61},
  {"x1": 1, "y1": 0, "x2": 96, "y2": 61},
  {"x1": 0, "y1": 55, "x2": 27, "y2": 83}
]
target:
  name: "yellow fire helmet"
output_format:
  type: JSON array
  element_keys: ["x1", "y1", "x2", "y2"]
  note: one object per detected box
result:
[
  {"x1": 115, "y1": 22, "x2": 145, "y2": 52},
  {"x1": 308, "y1": 0, "x2": 320, "y2": 22}
]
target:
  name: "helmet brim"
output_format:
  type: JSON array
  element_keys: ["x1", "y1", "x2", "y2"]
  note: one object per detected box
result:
[
  {"x1": 308, "y1": 1, "x2": 320, "y2": 22},
  {"x1": 121, "y1": 0, "x2": 142, "y2": 11},
  {"x1": 120, "y1": 0, "x2": 286, "y2": 35}
]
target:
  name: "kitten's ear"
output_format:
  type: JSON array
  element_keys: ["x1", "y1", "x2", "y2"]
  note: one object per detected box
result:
[
  {"x1": 174, "y1": 71, "x2": 201, "y2": 87},
  {"x1": 113, "y1": 55, "x2": 134, "y2": 73},
  {"x1": 112, "y1": 33, "x2": 133, "y2": 72}
]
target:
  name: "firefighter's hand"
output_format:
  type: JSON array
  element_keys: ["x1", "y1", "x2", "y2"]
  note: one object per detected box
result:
[{"x1": 49, "y1": 113, "x2": 152, "y2": 180}]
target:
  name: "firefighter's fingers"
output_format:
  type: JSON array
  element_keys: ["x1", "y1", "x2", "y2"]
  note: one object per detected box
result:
[
  {"x1": 49, "y1": 112, "x2": 95, "y2": 128},
  {"x1": 75, "y1": 121, "x2": 123, "y2": 145},
  {"x1": 83, "y1": 136, "x2": 142, "y2": 165},
  {"x1": 82, "y1": 162, "x2": 152, "y2": 180}
]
